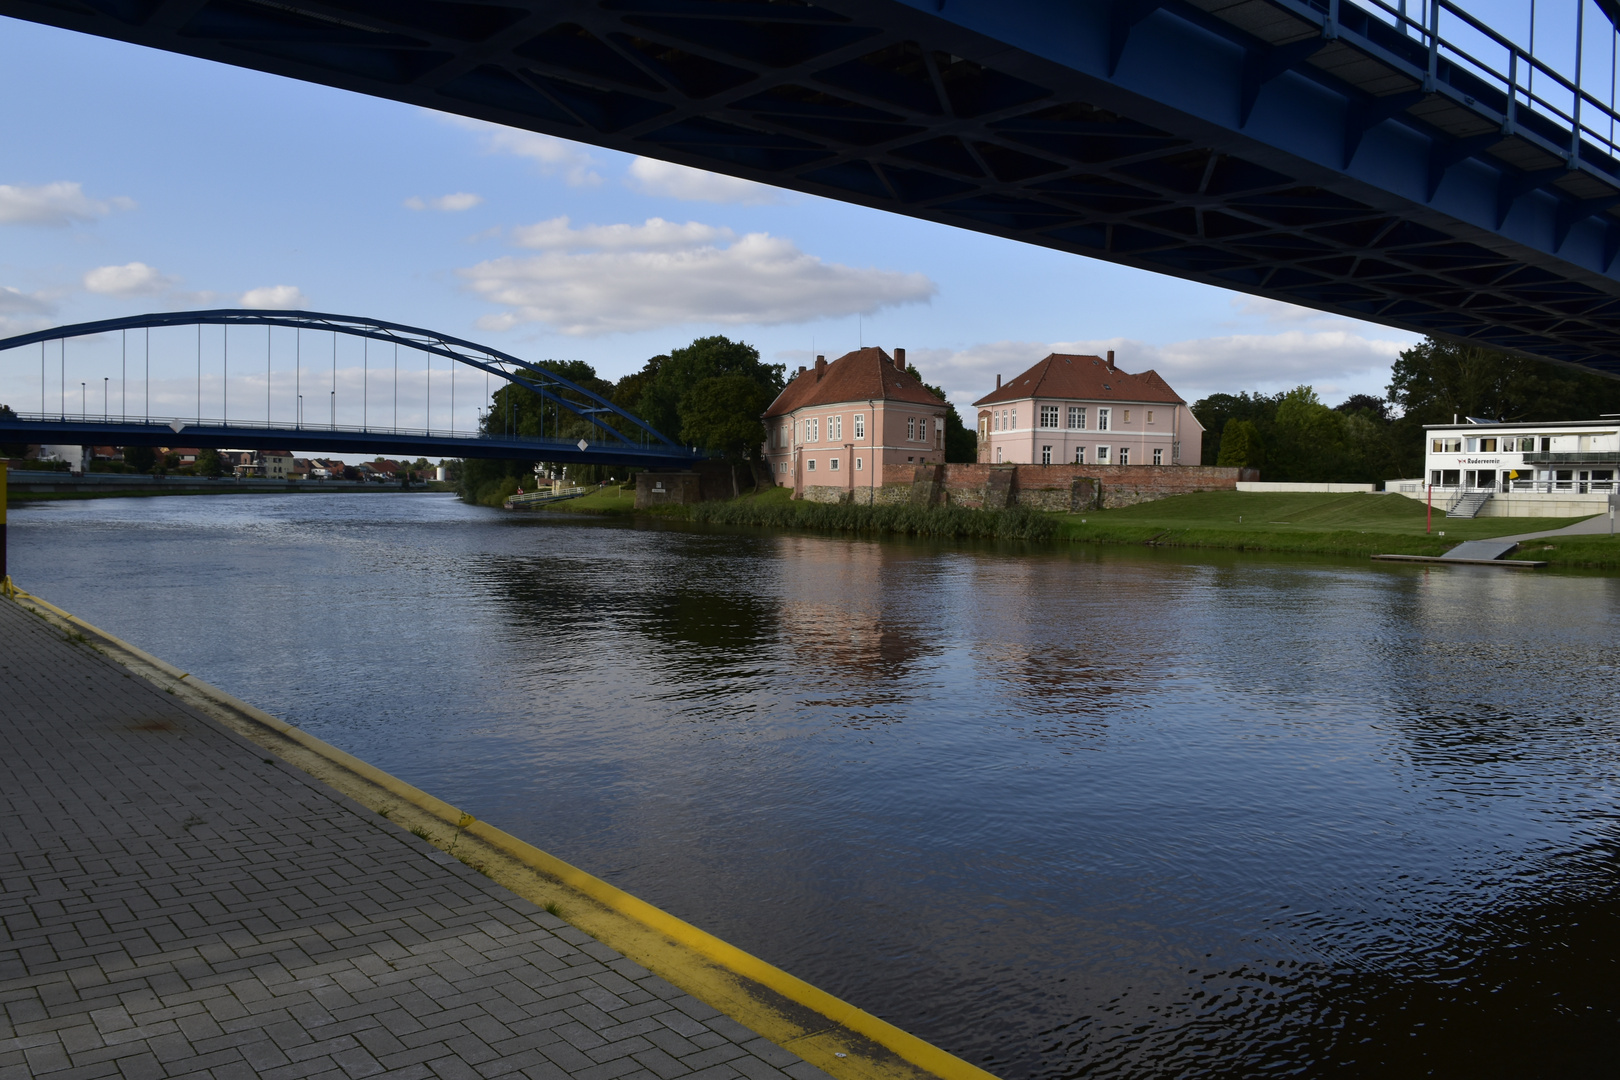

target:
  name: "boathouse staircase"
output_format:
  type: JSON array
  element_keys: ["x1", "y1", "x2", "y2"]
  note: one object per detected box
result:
[{"x1": 1446, "y1": 492, "x2": 1494, "y2": 518}]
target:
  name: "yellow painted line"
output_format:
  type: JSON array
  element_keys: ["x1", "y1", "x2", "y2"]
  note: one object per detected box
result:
[{"x1": 7, "y1": 587, "x2": 1000, "y2": 1080}]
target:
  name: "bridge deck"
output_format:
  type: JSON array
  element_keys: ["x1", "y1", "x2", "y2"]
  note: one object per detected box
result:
[{"x1": 0, "y1": 597, "x2": 820, "y2": 1080}]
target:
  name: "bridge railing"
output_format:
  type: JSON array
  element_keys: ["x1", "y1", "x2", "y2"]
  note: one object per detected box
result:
[
  {"x1": 1292, "y1": 0, "x2": 1620, "y2": 171},
  {"x1": 0, "y1": 412, "x2": 704, "y2": 457}
]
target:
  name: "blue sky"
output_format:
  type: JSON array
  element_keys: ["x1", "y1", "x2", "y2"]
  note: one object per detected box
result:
[{"x1": 0, "y1": 14, "x2": 1483, "y2": 432}]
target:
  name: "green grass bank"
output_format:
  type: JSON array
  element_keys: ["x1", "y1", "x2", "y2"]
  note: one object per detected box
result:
[{"x1": 511, "y1": 486, "x2": 1620, "y2": 568}]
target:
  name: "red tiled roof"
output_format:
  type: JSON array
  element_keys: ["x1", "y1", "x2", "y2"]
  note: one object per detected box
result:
[
  {"x1": 972, "y1": 354, "x2": 1185, "y2": 407},
  {"x1": 763, "y1": 347, "x2": 945, "y2": 418}
]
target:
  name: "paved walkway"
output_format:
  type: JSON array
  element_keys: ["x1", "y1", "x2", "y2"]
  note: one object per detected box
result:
[
  {"x1": 0, "y1": 598, "x2": 822, "y2": 1080},
  {"x1": 1492, "y1": 511, "x2": 1616, "y2": 543}
]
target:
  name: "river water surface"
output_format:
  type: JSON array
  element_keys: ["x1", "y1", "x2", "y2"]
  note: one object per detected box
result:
[{"x1": 9, "y1": 493, "x2": 1619, "y2": 1078}]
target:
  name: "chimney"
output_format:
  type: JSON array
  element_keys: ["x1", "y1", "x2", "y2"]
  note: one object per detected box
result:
[
  {"x1": 894, "y1": 347, "x2": 906, "y2": 370},
  {"x1": 815, "y1": 356, "x2": 827, "y2": 381},
  {"x1": 1106, "y1": 350, "x2": 1115, "y2": 371},
  {"x1": 797, "y1": 365, "x2": 807, "y2": 378},
  {"x1": 996, "y1": 373, "x2": 1001, "y2": 388}
]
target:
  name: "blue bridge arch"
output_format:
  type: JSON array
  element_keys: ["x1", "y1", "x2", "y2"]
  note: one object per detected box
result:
[{"x1": 0, "y1": 309, "x2": 704, "y2": 468}]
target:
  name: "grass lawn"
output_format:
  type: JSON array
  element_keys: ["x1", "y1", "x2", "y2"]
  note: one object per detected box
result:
[
  {"x1": 523, "y1": 483, "x2": 638, "y2": 515},
  {"x1": 1056, "y1": 491, "x2": 1605, "y2": 561}
]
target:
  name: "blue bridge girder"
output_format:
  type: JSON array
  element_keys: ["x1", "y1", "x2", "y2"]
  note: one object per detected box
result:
[
  {"x1": 0, "y1": 309, "x2": 707, "y2": 466},
  {"x1": 6, "y1": 0, "x2": 1620, "y2": 376},
  {"x1": 0, "y1": 415, "x2": 701, "y2": 466}
]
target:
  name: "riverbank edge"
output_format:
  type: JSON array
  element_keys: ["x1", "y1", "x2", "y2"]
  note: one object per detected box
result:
[
  {"x1": 8, "y1": 482, "x2": 455, "y2": 502},
  {"x1": 7, "y1": 587, "x2": 996, "y2": 1080},
  {"x1": 515, "y1": 496, "x2": 1619, "y2": 568}
]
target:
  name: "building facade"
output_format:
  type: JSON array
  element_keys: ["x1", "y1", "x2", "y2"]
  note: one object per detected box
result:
[
  {"x1": 1422, "y1": 420, "x2": 1617, "y2": 493},
  {"x1": 973, "y1": 351, "x2": 1202, "y2": 468},
  {"x1": 761, "y1": 347, "x2": 949, "y2": 501}
]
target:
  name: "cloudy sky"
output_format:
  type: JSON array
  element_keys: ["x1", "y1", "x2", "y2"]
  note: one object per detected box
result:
[{"x1": 0, "y1": 15, "x2": 1422, "y2": 432}]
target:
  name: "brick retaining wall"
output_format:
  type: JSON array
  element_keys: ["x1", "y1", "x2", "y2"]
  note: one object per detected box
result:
[{"x1": 798, "y1": 463, "x2": 1245, "y2": 508}]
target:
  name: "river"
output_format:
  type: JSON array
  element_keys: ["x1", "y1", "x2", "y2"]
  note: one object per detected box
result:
[{"x1": 9, "y1": 492, "x2": 1618, "y2": 1078}]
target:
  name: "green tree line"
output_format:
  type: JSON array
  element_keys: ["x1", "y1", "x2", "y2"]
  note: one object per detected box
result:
[
  {"x1": 458, "y1": 338, "x2": 978, "y2": 506},
  {"x1": 1193, "y1": 337, "x2": 1620, "y2": 483}
]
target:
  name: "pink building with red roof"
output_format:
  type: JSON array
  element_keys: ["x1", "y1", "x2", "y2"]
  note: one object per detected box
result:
[
  {"x1": 762, "y1": 347, "x2": 948, "y2": 500},
  {"x1": 973, "y1": 351, "x2": 1202, "y2": 469}
]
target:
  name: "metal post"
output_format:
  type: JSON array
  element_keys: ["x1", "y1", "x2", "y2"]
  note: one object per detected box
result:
[
  {"x1": 1427, "y1": 483, "x2": 1432, "y2": 532},
  {"x1": 196, "y1": 324, "x2": 201, "y2": 424},
  {"x1": 121, "y1": 330, "x2": 126, "y2": 422},
  {"x1": 1426, "y1": 0, "x2": 1439, "y2": 91},
  {"x1": 223, "y1": 325, "x2": 228, "y2": 423},
  {"x1": 144, "y1": 327, "x2": 149, "y2": 424},
  {"x1": 103, "y1": 377, "x2": 108, "y2": 421},
  {"x1": 331, "y1": 331, "x2": 336, "y2": 429},
  {"x1": 295, "y1": 328, "x2": 300, "y2": 427},
  {"x1": 1573, "y1": 0, "x2": 1585, "y2": 163},
  {"x1": 363, "y1": 337, "x2": 368, "y2": 431},
  {"x1": 0, "y1": 457, "x2": 10, "y2": 598},
  {"x1": 266, "y1": 326, "x2": 271, "y2": 426}
]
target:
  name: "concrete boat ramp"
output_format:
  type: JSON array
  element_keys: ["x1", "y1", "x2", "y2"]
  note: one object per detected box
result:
[{"x1": 1373, "y1": 513, "x2": 1613, "y2": 567}]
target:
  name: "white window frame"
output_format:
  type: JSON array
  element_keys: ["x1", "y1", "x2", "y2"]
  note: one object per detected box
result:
[
  {"x1": 1119, "y1": 447, "x2": 1130, "y2": 466},
  {"x1": 1153, "y1": 448, "x2": 1163, "y2": 465},
  {"x1": 808, "y1": 418, "x2": 819, "y2": 442},
  {"x1": 855, "y1": 457, "x2": 863, "y2": 470},
  {"x1": 1075, "y1": 446, "x2": 1086, "y2": 464},
  {"x1": 830, "y1": 415, "x2": 842, "y2": 440},
  {"x1": 1068, "y1": 406, "x2": 1085, "y2": 430},
  {"x1": 1041, "y1": 445, "x2": 1052, "y2": 465},
  {"x1": 1011, "y1": 408, "x2": 1017, "y2": 429},
  {"x1": 807, "y1": 458, "x2": 817, "y2": 471},
  {"x1": 907, "y1": 416, "x2": 917, "y2": 440},
  {"x1": 1096, "y1": 445, "x2": 1110, "y2": 463},
  {"x1": 1097, "y1": 408, "x2": 1110, "y2": 432},
  {"x1": 1040, "y1": 405, "x2": 1059, "y2": 429},
  {"x1": 830, "y1": 457, "x2": 840, "y2": 471},
  {"x1": 996, "y1": 446, "x2": 1003, "y2": 463},
  {"x1": 854, "y1": 414, "x2": 865, "y2": 440}
]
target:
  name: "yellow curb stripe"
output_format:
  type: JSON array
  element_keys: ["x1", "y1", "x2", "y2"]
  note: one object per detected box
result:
[{"x1": 9, "y1": 587, "x2": 999, "y2": 1080}]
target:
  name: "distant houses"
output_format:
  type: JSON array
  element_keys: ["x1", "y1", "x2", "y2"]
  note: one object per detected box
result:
[{"x1": 974, "y1": 351, "x2": 1203, "y2": 467}]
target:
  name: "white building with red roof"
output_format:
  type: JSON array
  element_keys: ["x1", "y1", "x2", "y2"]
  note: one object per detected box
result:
[
  {"x1": 762, "y1": 346, "x2": 948, "y2": 500},
  {"x1": 973, "y1": 351, "x2": 1202, "y2": 468}
]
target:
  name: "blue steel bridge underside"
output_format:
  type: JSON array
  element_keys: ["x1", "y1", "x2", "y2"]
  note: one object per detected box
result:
[{"x1": 8, "y1": 1, "x2": 1620, "y2": 377}]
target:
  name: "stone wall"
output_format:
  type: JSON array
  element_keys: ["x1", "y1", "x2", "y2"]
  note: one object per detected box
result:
[{"x1": 858, "y1": 462, "x2": 1245, "y2": 510}]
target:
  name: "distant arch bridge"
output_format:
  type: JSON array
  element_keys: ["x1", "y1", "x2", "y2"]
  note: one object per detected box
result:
[{"x1": 0, "y1": 310, "x2": 703, "y2": 468}]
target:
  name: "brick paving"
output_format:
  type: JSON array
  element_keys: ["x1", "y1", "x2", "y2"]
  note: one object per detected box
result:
[{"x1": 0, "y1": 599, "x2": 826, "y2": 1080}]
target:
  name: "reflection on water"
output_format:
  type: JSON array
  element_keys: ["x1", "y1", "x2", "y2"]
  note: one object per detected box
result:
[{"x1": 10, "y1": 494, "x2": 1620, "y2": 1078}]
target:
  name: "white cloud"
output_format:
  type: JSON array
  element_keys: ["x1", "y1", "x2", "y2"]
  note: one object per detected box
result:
[
  {"x1": 240, "y1": 285, "x2": 309, "y2": 309},
  {"x1": 445, "y1": 116, "x2": 602, "y2": 187},
  {"x1": 405, "y1": 192, "x2": 484, "y2": 212},
  {"x1": 83, "y1": 262, "x2": 176, "y2": 297},
  {"x1": 625, "y1": 158, "x2": 783, "y2": 204},
  {"x1": 460, "y1": 218, "x2": 936, "y2": 335},
  {"x1": 0, "y1": 285, "x2": 52, "y2": 314},
  {"x1": 0, "y1": 181, "x2": 134, "y2": 226},
  {"x1": 510, "y1": 216, "x2": 735, "y2": 252},
  {"x1": 0, "y1": 285, "x2": 54, "y2": 337}
]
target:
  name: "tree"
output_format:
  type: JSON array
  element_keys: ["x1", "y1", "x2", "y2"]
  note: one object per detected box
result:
[
  {"x1": 905, "y1": 365, "x2": 977, "y2": 463},
  {"x1": 678, "y1": 374, "x2": 775, "y2": 496},
  {"x1": 637, "y1": 336, "x2": 783, "y2": 443},
  {"x1": 123, "y1": 445, "x2": 157, "y2": 473},
  {"x1": 196, "y1": 448, "x2": 226, "y2": 477},
  {"x1": 1191, "y1": 391, "x2": 1281, "y2": 464},
  {"x1": 1269, "y1": 386, "x2": 1349, "y2": 482},
  {"x1": 1387, "y1": 337, "x2": 1620, "y2": 425},
  {"x1": 1215, "y1": 419, "x2": 1264, "y2": 468}
]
